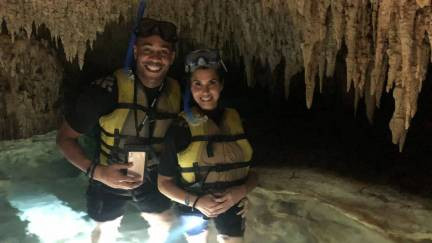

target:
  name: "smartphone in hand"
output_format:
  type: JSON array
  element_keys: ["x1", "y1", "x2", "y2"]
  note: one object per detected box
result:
[{"x1": 125, "y1": 145, "x2": 147, "y2": 182}]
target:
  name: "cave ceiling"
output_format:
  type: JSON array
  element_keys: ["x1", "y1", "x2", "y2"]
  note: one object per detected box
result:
[{"x1": 1, "y1": 0, "x2": 431, "y2": 150}]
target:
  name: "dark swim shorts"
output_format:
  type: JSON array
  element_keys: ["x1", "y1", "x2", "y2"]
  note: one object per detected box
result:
[
  {"x1": 86, "y1": 170, "x2": 171, "y2": 222},
  {"x1": 176, "y1": 202, "x2": 245, "y2": 237}
]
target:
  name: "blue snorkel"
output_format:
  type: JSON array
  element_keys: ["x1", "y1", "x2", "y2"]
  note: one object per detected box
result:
[
  {"x1": 183, "y1": 83, "x2": 194, "y2": 120},
  {"x1": 123, "y1": 0, "x2": 147, "y2": 73}
]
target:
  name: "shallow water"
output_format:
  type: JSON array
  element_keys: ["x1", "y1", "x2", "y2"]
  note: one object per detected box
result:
[{"x1": 1, "y1": 130, "x2": 431, "y2": 243}]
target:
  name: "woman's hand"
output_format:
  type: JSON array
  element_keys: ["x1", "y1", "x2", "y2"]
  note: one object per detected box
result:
[
  {"x1": 212, "y1": 185, "x2": 247, "y2": 215},
  {"x1": 236, "y1": 198, "x2": 249, "y2": 218},
  {"x1": 94, "y1": 163, "x2": 143, "y2": 190},
  {"x1": 194, "y1": 194, "x2": 221, "y2": 218}
]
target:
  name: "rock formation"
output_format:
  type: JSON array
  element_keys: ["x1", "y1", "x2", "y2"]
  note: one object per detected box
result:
[
  {"x1": 0, "y1": 0, "x2": 132, "y2": 68},
  {"x1": 0, "y1": 35, "x2": 62, "y2": 139},
  {"x1": 246, "y1": 168, "x2": 432, "y2": 243},
  {"x1": 1, "y1": 0, "x2": 432, "y2": 150},
  {"x1": 145, "y1": 0, "x2": 432, "y2": 151}
]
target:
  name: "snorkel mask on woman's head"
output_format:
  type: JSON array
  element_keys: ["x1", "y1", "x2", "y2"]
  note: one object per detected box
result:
[
  {"x1": 183, "y1": 49, "x2": 227, "y2": 125},
  {"x1": 184, "y1": 49, "x2": 228, "y2": 74}
]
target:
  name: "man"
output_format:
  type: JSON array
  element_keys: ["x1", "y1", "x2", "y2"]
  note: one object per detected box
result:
[{"x1": 57, "y1": 18, "x2": 180, "y2": 243}]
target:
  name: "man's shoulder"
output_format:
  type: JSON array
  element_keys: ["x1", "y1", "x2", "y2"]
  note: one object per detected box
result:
[
  {"x1": 166, "y1": 76, "x2": 180, "y2": 88},
  {"x1": 166, "y1": 76, "x2": 178, "y2": 82}
]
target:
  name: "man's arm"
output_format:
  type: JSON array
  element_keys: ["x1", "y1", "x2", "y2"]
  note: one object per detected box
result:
[
  {"x1": 56, "y1": 119, "x2": 92, "y2": 173},
  {"x1": 57, "y1": 120, "x2": 142, "y2": 189},
  {"x1": 57, "y1": 75, "x2": 143, "y2": 189}
]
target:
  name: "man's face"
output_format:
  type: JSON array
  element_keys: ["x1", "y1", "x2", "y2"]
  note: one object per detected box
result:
[{"x1": 133, "y1": 35, "x2": 175, "y2": 86}]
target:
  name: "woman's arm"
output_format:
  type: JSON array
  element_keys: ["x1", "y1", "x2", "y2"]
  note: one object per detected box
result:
[
  {"x1": 158, "y1": 120, "x2": 225, "y2": 217},
  {"x1": 212, "y1": 169, "x2": 258, "y2": 215},
  {"x1": 158, "y1": 175, "x2": 221, "y2": 217}
]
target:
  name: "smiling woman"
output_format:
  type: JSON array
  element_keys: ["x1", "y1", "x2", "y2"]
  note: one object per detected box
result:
[
  {"x1": 190, "y1": 68, "x2": 223, "y2": 111},
  {"x1": 158, "y1": 49, "x2": 258, "y2": 243}
]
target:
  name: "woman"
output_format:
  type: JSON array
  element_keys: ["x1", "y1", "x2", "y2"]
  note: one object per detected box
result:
[{"x1": 158, "y1": 49, "x2": 258, "y2": 243}]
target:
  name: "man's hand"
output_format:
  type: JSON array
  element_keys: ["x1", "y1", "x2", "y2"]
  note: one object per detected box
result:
[
  {"x1": 194, "y1": 194, "x2": 221, "y2": 218},
  {"x1": 212, "y1": 185, "x2": 247, "y2": 215},
  {"x1": 94, "y1": 163, "x2": 143, "y2": 190}
]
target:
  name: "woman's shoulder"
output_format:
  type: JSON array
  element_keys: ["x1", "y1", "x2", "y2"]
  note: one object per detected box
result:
[
  {"x1": 223, "y1": 107, "x2": 239, "y2": 115},
  {"x1": 167, "y1": 116, "x2": 191, "y2": 152},
  {"x1": 222, "y1": 107, "x2": 242, "y2": 122},
  {"x1": 171, "y1": 115, "x2": 189, "y2": 129}
]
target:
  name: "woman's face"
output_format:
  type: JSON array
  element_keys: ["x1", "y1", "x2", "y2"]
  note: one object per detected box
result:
[{"x1": 190, "y1": 68, "x2": 223, "y2": 110}]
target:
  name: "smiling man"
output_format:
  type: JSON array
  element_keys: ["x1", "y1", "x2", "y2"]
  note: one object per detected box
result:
[{"x1": 56, "y1": 18, "x2": 181, "y2": 243}]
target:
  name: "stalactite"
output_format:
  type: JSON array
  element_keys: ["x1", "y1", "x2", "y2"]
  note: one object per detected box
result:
[
  {"x1": 1, "y1": 0, "x2": 431, "y2": 149},
  {"x1": 371, "y1": 0, "x2": 432, "y2": 150},
  {"x1": 0, "y1": 0, "x2": 134, "y2": 68},
  {"x1": 0, "y1": 34, "x2": 62, "y2": 139},
  {"x1": 145, "y1": 0, "x2": 432, "y2": 150}
]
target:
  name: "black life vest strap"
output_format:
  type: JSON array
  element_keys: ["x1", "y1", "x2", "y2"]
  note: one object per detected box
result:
[
  {"x1": 106, "y1": 129, "x2": 121, "y2": 163},
  {"x1": 99, "y1": 147, "x2": 111, "y2": 158},
  {"x1": 190, "y1": 134, "x2": 247, "y2": 158},
  {"x1": 201, "y1": 178, "x2": 246, "y2": 191},
  {"x1": 180, "y1": 161, "x2": 250, "y2": 173},
  {"x1": 183, "y1": 178, "x2": 247, "y2": 195},
  {"x1": 190, "y1": 134, "x2": 247, "y2": 142},
  {"x1": 99, "y1": 126, "x2": 164, "y2": 145},
  {"x1": 100, "y1": 139, "x2": 114, "y2": 151},
  {"x1": 117, "y1": 103, "x2": 177, "y2": 120},
  {"x1": 133, "y1": 77, "x2": 168, "y2": 136},
  {"x1": 99, "y1": 127, "x2": 164, "y2": 164}
]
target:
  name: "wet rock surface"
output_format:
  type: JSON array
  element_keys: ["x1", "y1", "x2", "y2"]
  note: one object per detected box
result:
[
  {"x1": 0, "y1": 132, "x2": 431, "y2": 242},
  {"x1": 245, "y1": 168, "x2": 432, "y2": 243}
]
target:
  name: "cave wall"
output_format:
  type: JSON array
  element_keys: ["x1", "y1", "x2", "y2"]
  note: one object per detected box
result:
[
  {"x1": 0, "y1": 0, "x2": 136, "y2": 140},
  {"x1": 0, "y1": 0, "x2": 431, "y2": 150},
  {"x1": 0, "y1": 35, "x2": 62, "y2": 139},
  {"x1": 0, "y1": 0, "x2": 133, "y2": 68}
]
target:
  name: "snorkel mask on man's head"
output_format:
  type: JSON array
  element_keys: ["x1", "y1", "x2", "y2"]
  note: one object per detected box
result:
[
  {"x1": 124, "y1": 9, "x2": 178, "y2": 72},
  {"x1": 135, "y1": 17, "x2": 178, "y2": 46}
]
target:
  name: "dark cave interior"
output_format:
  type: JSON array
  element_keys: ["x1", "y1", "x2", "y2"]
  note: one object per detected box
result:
[
  {"x1": 1, "y1": 2, "x2": 432, "y2": 242},
  {"x1": 47, "y1": 17, "x2": 432, "y2": 199}
]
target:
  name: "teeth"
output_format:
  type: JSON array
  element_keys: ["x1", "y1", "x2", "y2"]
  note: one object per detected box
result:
[
  {"x1": 145, "y1": 64, "x2": 162, "y2": 72},
  {"x1": 201, "y1": 96, "x2": 211, "y2": 101}
]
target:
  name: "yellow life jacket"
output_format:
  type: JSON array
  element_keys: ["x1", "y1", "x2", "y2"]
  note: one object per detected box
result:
[
  {"x1": 98, "y1": 69, "x2": 180, "y2": 165},
  {"x1": 177, "y1": 107, "x2": 253, "y2": 193}
]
